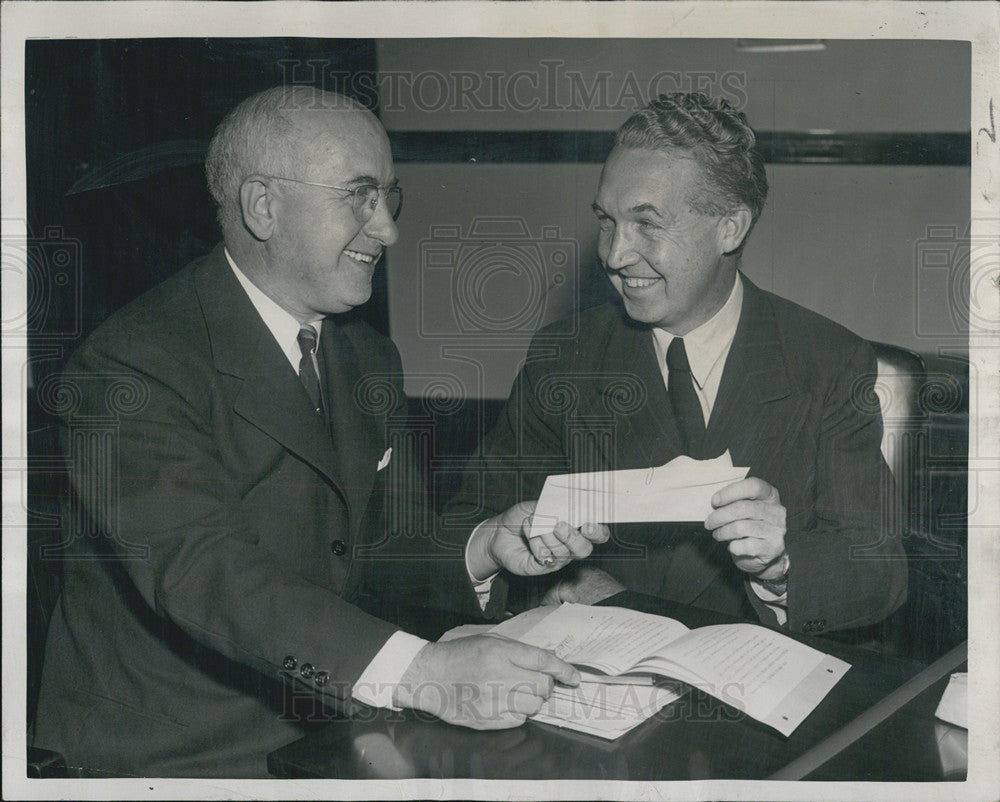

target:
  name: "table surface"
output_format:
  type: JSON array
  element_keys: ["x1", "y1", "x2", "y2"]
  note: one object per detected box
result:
[
  {"x1": 267, "y1": 592, "x2": 966, "y2": 781},
  {"x1": 798, "y1": 660, "x2": 967, "y2": 782}
]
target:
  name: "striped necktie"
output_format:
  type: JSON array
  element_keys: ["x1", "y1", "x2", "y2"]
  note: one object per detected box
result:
[{"x1": 296, "y1": 324, "x2": 323, "y2": 415}]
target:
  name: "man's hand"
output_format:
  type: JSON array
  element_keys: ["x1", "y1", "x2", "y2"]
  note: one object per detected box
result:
[
  {"x1": 541, "y1": 565, "x2": 626, "y2": 606},
  {"x1": 467, "y1": 501, "x2": 610, "y2": 581},
  {"x1": 704, "y1": 477, "x2": 788, "y2": 581},
  {"x1": 392, "y1": 635, "x2": 579, "y2": 729}
]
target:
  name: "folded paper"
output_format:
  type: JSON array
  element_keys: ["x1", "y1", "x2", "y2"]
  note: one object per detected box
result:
[
  {"x1": 934, "y1": 672, "x2": 967, "y2": 730},
  {"x1": 528, "y1": 451, "x2": 749, "y2": 538}
]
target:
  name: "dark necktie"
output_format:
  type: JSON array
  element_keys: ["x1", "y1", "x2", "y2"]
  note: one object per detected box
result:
[
  {"x1": 297, "y1": 324, "x2": 323, "y2": 415},
  {"x1": 666, "y1": 337, "x2": 706, "y2": 457}
]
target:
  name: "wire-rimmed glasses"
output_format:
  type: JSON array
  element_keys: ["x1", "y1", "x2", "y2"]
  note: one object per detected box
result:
[{"x1": 263, "y1": 176, "x2": 402, "y2": 222}]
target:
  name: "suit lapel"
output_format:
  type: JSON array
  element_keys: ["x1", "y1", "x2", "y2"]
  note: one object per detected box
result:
[
  {"x1": 603, "y1": 278, "x2": 810, "y2": 606},
  {"x1": 706, "y1": 276, "x2": 808, "y2": 473},
  {"x1": 605, "y1": 314, "x2": 685, "y2": 469},
  {"x1": 674, "y1": 279, "x2": 813, "y2": 607},
  {"x1": 319, "y1": 321, "x2": 383, "y2": 540},
  {"x1": 194, "y1": 246, "x2": 340, "y2": 492},
  {"x1": 589, "y1": 282, "x2": 807, "y2": 475}
]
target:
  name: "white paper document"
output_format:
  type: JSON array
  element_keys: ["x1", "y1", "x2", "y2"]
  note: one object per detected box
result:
[
  {"x1": 440, "y1": 612, "x2": 680, "y2": 740},
  {"x1": 531, "y1": 680, "x2": 685, "y2": 740},
  {"x1": 934, "y1": 672, "x2": 967, "y2": 729},
  {"x1": 493, "y1": 604, "x2": 850, "y2": 738},
  {"x1": 504, "y1": 604, "x2": 690, "y2": 676},
  {"x1": 527, "y1": 451, "x2": 749, "y2": 538}
]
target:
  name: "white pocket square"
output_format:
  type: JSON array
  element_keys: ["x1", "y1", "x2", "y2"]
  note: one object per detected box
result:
[{"x1": 377, "y1": 448, "x2": 392, "y2": 471}]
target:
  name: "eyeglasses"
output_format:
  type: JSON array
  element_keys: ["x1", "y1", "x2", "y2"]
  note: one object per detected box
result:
[{"x1": 264, "y1": 176, "x2": 402, "y2": 222}]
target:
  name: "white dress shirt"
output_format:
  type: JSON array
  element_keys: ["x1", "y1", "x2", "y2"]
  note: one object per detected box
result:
[
  {"x1": 468, "y1": 274, "x2": 789, "y2": 624},
  {"x1": 648, "y1": 274, "x2": 743, "y2": 425},
  {"x1": 226, "y1": 249, "x2": 425, "y2": 709}
]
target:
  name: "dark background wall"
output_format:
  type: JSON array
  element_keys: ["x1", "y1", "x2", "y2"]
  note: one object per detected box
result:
[{"x1": 25, "y1": 38, "x2": 383, "y2": 376}]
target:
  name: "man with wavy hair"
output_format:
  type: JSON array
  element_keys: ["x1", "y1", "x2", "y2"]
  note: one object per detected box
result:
[{"x1": 456, "y1": 93, "x2": 907, "y2": 635}]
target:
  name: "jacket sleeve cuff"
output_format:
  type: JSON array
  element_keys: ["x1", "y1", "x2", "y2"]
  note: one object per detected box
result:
[
  {"x1": 466, "y1": 519, "x2": 500, "y2": 611},
  {"x1": 748, "y1": 576, "x2": 788, "y2": 626}
]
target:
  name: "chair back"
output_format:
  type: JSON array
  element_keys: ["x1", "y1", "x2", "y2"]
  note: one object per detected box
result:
[{"x1": 870, "y1": 341, "x2": 926, "y2": 482}]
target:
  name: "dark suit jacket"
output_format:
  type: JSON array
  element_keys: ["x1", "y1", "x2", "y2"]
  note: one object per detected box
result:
[
  {"x1": 32, "y1": 245, "x2": 477, "y2": 777},
  {"x1": 447, "y1": 276, "x2": 907, "y2": 635}
]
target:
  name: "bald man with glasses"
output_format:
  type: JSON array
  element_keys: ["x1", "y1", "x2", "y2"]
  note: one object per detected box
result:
[{"x1": 32, "y1": 86, "x2": 608, "y2": 778}]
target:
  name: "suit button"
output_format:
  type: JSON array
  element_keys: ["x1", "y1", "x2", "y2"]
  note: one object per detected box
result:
[
  {"x1": 283, "y1": 655, "x2": 297, "y2": 670},
  {"x1": 330, "y1": 540, "x2": 347, "y2": 556},
  {"x1": 314, "y1": 671, "x2": 330, "y2": 687},
  {"x1": 300, "y1": 663, "x2": 315, "y2": 679}
]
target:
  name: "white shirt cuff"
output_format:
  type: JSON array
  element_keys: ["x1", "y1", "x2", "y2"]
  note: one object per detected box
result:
[
  {"x1": 749, "y1": 577, "x2": 788, "y2": 626},
  {"x1": 466, "y1": 519, "x2": 500, "y2": 611},
  {"x1": 351, "y1": 631, "x2": 428, "y2": 710}
]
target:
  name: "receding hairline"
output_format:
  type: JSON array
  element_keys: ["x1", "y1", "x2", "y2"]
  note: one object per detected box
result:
[
  {"x1": 205, "y1": 87, "x2": 391, "y2": 231},
  {"x1": 251, "y1": 90, "x2": 387, "y2": 176}
]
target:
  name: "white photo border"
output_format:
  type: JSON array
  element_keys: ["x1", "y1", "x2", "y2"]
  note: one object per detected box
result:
[{"x1": 3, "y1": 2, "x2": 998, "y2": 800}]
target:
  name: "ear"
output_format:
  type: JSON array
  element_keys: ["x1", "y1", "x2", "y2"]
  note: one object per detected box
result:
[
  {"x1": 240, "y1": 176, "x2": 277, "y2": 241},
  {"x1": 717, "y1": 205, "x2": 753, "y2": 254}
]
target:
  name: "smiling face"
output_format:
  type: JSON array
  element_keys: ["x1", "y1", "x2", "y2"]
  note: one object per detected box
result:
[
  {"x1": 593, "y1": 146, "x2": 746, "y2": 335},
  {"x1": 252, "y1": 108, "x2": 399, "y2": 321}
]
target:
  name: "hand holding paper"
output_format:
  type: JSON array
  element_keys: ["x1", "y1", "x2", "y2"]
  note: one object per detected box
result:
[
  {"x1": 705, "y1": 476, "x2": 789, "y2": 582},
  {"x1": 470, "y1": 453, "x2": 777, "y2": 583},
  {"x1": 467, "y1": 501, "x2": 611, "y2": 580},
  {"x1": 527, "y1": 451, "x2": 749, "y2": 539}
]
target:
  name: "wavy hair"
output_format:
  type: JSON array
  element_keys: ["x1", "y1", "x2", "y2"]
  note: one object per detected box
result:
[{"x1": 615, "y1": 92, "x2": 769, "y2": 249}]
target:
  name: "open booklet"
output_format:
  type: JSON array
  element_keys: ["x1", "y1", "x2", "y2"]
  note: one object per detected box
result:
[
  {"x1": 526, "y1": 451, "x2": 749, "y2": 539},
  {"x1": 489, "y1": 603, "x2": 850, "y2": 738},
  {"x1": 439, "y1": 618, "x2": 683, "y2": 740}
]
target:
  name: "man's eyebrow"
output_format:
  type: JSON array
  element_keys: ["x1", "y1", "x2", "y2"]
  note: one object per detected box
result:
[
  {"x1": 344, "y1": 174, "x2": 398, "y2": 188},
  {"x1": 591, "y1": 200, "x2": 664, "y2": 218},
  {"x1": 630, "y1": 203, "x2": 663, "y2": 217}
]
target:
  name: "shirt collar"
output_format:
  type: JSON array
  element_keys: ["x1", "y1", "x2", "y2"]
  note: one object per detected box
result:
[
  {"x1": 225, "y1": 248, "x2": 322, "y2": 371},
  {"x1": 652, "y1": 274, "x2": 743, "y2": 389}
]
